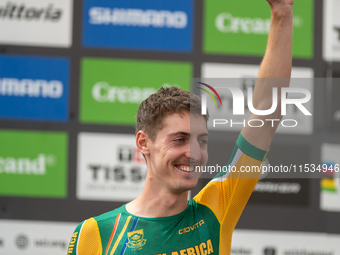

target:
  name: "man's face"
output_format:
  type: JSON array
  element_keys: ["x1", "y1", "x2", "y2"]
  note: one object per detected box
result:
[{"x1": 145, "y1": 111, "x2": 208, "y2": 194}]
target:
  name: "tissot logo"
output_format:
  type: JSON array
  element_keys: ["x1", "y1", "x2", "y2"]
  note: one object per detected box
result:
[
  {"x1": 88, "y1": 164, "x2": 144, "y2": 182},
  {"x1": 89, "y1": 145, "x2": 145, "y2": 182},
  {"x1": 0, "y1": 2, "x2": 62, "y2": 21},
  {"x1": 119, "y1": 146, "x2": 145, "y2": 163},
  {"x1": 77, "y1": 133, "x2": 147, "y2": 201}
]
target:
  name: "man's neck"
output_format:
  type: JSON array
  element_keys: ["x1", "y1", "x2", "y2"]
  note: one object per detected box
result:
[{"x1": 126, "y1": 187, "x2": 189, "y2": 218}]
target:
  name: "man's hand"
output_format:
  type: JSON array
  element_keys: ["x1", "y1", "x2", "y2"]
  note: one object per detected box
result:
[
  {"x1": 266, "y1": 0, "x2": 294, "y2": 7},
  {"x1": 266, "y1": 0, "x2": 294, "y2": 18}
]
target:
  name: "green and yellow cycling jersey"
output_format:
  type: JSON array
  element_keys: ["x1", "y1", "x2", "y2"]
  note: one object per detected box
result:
[{"x1": 68, "y1": 134, "x2": 267, "y2": 255}]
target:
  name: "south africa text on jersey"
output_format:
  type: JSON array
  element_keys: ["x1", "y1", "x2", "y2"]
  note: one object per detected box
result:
[{"x1": 154, "y1": 238, "x2": 214, "y2": 255}]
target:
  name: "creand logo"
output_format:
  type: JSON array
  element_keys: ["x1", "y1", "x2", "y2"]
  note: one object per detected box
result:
[
  {"x1": 92, "y1": 82, "x2": 156, "y2": 103},
  {"x1": 0, "y1": 78, "x2": 63, "y2": 98},
  {"x1": 0, "y1": 154, "x2": 55, "y2": 175},
  {"x1": 216, "y1": 13, "x2": 270, "y2": 34},
  {"x1": 89, "y1": 7, "x2": 188, "y2": 29},
  {"x1": 198, "y1": 83, "x2": 312, "y2": 128},
  {"x1": 215, "y1": 13, "x2": 302, "y2": 34}
]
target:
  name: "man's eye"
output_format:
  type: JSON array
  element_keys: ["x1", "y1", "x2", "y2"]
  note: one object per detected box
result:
[
  {"x1": 199, "y1": 140, "x2": 208, "y2": 145},
  {"x1": 175, "y1": 138, "x2": 184, "y2": 143}
]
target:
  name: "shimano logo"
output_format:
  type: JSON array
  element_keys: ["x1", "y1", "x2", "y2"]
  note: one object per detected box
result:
[
  {"x1": 0, "y1": 78, "x2": 63, "y2": 98},
  {"x1": 89, "y1": 7, "x2": 187, "y2": 29},
  {"x1": 0, "y1": 3, "x2": 62, "y2": 21},
  {"x1": 254, "y1": 182, "x2": 301, "y2": 194},
  {"x1": 0, "y1": 154, "x2": 55, "y2": 175},
  {"x1": 92, "y1": 82, "x2": 156, "y2": 103}
]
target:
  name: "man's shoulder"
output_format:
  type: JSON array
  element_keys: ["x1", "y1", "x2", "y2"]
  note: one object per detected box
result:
[{"x1": 92, "y1": 204, "x2": 126, "y2": 223}]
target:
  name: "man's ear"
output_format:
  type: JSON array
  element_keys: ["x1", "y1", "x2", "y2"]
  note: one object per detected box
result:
[{"x1": 136, "y1": 130, "x2": 150, "y2": 155}]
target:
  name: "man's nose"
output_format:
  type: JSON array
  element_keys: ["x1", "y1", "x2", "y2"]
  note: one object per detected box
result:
[{"x1": 185, "y1": 139, "x2": 201, "y2": 162}]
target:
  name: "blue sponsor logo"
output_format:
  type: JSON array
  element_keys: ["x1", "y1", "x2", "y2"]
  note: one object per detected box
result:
[
  {"x1": 0, "y1": 55, "x2": 69, "y2": 122},
  {"x1": 82, "y1": 0, "x2": 193, "y2": 52}
]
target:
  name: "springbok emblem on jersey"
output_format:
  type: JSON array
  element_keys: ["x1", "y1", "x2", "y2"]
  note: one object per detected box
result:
[{"x1": 126, "y1": 229, "x2": 147, "y2": 249}]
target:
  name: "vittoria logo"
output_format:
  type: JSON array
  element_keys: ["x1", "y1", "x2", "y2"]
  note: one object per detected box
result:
[
  {"x1": 0, "y1": 2, "x2": 62, "y2": 21},
  {"x1": 126, "y1": 229, "x2": 146, "y2": 249}
]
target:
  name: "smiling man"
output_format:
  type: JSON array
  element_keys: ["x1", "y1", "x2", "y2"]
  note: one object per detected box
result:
[{"x1": 68, "y1": 0, "x2": 295, "y2": 254}]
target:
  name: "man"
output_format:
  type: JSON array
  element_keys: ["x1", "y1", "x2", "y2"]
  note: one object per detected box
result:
[{"x1": 67, "y1": 0, "x2": 294, "y2": 254}]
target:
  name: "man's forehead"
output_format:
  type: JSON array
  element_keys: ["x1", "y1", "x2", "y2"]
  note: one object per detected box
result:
[{"x1": 153, "y1": 111, "x2": 207, "y2": 139}]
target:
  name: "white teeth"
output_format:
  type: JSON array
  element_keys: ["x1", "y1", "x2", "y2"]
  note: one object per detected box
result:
[{"x1": 177, "y1": 166, "x2": 193, "y2": 172}]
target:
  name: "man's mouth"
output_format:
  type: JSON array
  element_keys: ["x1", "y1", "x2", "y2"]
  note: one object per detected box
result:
[{"x1": 175, "y1": 165, "x2": 194, "y2": 173}]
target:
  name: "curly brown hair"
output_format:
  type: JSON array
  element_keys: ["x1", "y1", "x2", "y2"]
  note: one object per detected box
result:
[{"x1": 135, "y1": 86, "x2": 208, "y2": 141}]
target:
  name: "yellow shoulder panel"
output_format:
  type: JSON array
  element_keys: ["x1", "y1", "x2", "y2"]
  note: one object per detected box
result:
[{"x1": 78, "y1": 218, "x2": 103, "y2": 255}]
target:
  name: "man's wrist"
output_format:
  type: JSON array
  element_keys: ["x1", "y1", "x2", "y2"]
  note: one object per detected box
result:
[{"x1": 270, "y1": 3, "x2": 293, "y2": 20}]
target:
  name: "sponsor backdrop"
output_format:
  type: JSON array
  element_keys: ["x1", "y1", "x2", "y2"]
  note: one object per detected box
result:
[
  {"x1": 0, "y1": 0, "x2": 73, "y2": 48},
  {"x1": 80, "y1": 58, "x2": 191, "y2": 125},
  {"x1": 1, "y1": 0, "x2": 340, "y2": 254},
  {"x1": 0, "y1": 55, "x2": 70, "y2": 122},
  {"x1": 323, "y1": 0, "x2": 340, "y2": 61},
  {"x1": 204, "y1": 0, "x2": 314, "y2": 58},
  {"x1": 77, "y1": 133, "x2": 147, "y2": 201}
]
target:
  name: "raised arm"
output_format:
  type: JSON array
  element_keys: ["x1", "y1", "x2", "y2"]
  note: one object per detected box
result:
[{"x1": 241, "y1": 0, "x2": 295, "y2": 151}]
